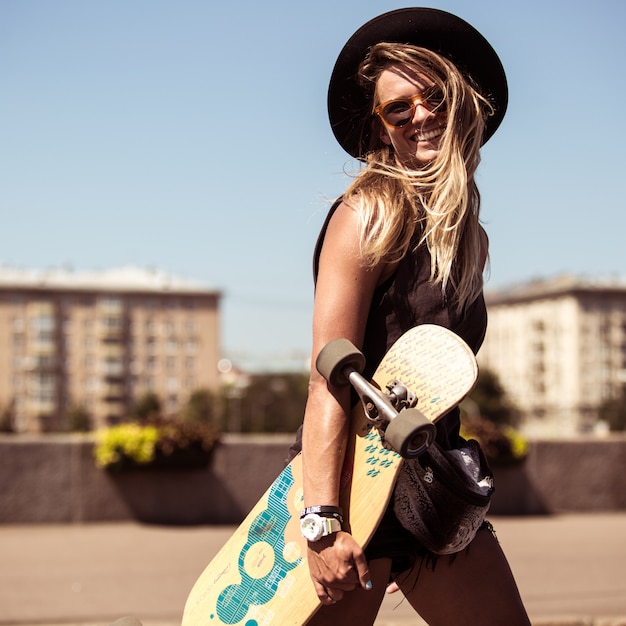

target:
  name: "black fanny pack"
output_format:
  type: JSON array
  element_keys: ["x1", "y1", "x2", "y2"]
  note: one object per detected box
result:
[{"x1": 393, "y1": 437, "x2": 494, "y2": 555}]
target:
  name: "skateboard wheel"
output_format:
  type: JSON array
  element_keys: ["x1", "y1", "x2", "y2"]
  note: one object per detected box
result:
[
  {"x1": 316, "y1": 338, "x2": 366, "y2": 387},
  {"x1": 384, "y1": 408, "x2": 436, "y2": 458}
]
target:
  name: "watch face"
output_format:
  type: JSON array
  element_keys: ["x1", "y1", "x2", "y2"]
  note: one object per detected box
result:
[{"x1": 300, "y1": 514, "x2": 323, "y2": 542}]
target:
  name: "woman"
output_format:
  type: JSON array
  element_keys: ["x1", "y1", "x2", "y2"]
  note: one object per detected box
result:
[{"x1": 290, "y1": 8, "x2": 530, "y2": 625}]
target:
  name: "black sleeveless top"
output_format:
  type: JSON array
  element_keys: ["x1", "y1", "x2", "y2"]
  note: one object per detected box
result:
[
  {"x1": 286, "y1": 199, "x2": 487, "y2": 462},
  {"x1": 312, "y1": 198, "x2": 488, "y2": 451}
]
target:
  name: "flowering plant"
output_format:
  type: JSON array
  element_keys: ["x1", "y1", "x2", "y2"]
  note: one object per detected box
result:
[{"x1": 94, "y1": 418, "x2": 219, "y2": 470}]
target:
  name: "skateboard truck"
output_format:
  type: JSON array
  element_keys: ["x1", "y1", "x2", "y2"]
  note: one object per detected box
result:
[
  {"x1": 385, "y1": 379, "x2": 417, "y2": 412},
  {"x1": 316, "y1": 338, "x2": 436, "y2": 457}
]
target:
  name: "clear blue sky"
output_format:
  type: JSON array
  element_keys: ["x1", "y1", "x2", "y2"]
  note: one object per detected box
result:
[{"x1": 1, "y1": 0, "x2": 625, "y2": 367}]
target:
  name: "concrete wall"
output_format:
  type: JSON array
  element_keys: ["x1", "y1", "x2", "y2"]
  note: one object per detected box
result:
[
  {"x1": 1, "y1": 434, "x2": 625, "y2": 524},
  {"x1": 490, "y1": 437, "x2": 626, "y2": 515},
  {"x1": 0, "y1": 434, "x2": 294, "y2": 525}
]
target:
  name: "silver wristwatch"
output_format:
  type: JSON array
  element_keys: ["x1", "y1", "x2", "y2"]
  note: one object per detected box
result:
[{"x1": 300, "y1": 513, "x2": 342, "y2": 542}]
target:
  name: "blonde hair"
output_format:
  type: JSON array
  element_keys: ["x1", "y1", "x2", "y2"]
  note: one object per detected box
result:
[{"x1": 344, "y1": 43, "x2": 493, "y2": 311}]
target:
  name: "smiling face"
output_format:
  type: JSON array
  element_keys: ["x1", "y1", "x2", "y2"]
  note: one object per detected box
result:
[{"x1": 374, "y1": 64, "x2": 446, "y2": 166}]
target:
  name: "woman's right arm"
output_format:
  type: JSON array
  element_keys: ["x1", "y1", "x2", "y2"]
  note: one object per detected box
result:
[{"x1": 301, "y1": 201, "x2": 384, "y2": 604}]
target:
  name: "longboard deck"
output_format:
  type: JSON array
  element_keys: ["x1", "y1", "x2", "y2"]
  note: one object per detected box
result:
[{"x1": 182, "y1": 324, "x2": 478, "y2": 626}]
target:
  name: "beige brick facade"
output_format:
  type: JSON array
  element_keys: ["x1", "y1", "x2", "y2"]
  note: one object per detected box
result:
[
  {"x1": 0, "y1": 267, "x2": 221, "y2": 432},
  {"x1": 480, "y1": 276, "x2": 626, "y2": 436}
]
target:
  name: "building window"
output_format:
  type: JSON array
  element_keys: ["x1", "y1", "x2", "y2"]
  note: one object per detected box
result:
[
  {"x1": 102, "y1": 356, "x2": 124, "y2": 376},
  {"x1": 532, "y1": 320, "x2": 545, "y2": 332},
  {"x1": 101, "y1": 296, "x2": 122, "y2": 310},
  {"x1": 101, "y1": 316, "x2": 123, "y2": 331},
  {"x1": 31, "y1": 313, "x2": 55, "y2": 346},
  {"x1": 36, "y1": 354, "x2": 56, "y2": 369},
  {"x1": 31, "y1": 373, "x2": 56, "y2": 403},
  {"x1": 12, "y1": 316, "x2": 25, "y2": 331}
]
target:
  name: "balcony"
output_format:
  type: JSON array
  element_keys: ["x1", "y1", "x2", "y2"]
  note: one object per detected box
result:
[{"x1": 98, "y1": 316, "x2": 126, "y2": 340}]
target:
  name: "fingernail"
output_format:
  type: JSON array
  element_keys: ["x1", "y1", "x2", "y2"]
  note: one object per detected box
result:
[{"x1": 365, "y1": 581, "x2": 373, "y2": 590}]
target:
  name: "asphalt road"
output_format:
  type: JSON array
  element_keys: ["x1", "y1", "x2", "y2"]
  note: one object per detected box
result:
[{"x1": 1, "y1": 513, "x2": 626, "y2": 626}]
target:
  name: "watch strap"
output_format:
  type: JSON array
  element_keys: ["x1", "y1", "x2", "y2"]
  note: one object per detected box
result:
[{"x1": 322, "y1": 516, "x2": 342, "y2": 535}]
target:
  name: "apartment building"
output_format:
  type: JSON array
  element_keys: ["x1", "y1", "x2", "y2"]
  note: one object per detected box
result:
[
  {"x1": 0, "y1": 267, "x2": 221, "y2": 432},
  {"x1": 480, "y1": 275, "x2": 626, "y2": 436}
]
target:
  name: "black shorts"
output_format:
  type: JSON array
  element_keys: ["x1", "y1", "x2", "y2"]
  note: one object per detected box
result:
[
  {"x1": 365, "y1": 505, "x2": 495, "y2": 578},
  {"x1": 364, "y1": 505, "x2": 427, "y2": 577}
]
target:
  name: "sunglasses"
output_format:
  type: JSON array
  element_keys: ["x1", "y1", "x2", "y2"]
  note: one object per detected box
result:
[{"x1": 374, "y1": 86, "x2": 446, "y2": 128}]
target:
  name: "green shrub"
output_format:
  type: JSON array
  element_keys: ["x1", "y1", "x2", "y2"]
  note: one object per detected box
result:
[{"x1": 94, "y1": 418, "x2": 219, "y2": 469}]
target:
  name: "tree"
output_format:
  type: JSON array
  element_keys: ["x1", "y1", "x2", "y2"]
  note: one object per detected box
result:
[
  {"x1": 598, "y1": 388, "x2": 626, "y2": 432},
  {"x1": 181, "y1": 389, "x2": 216, "y2": 424},
  {"x1": 225, "y1": 373, "x2": 309, "y2": 433},
  {"x1": 467, "y1": 368, "x2": 519, "y2": 426},
  {"x1": 130, "y1": 392, "x2": 162, "y2": 422},
  {"x1": 461, "y1": 369, "x2": 527, "y2": 465},
  {"x1": 65, "y1": 404, "x2": 92, "y2": 432},
  {"x1": 0, "y1": 402, "x2": 14, "y2": 433}
]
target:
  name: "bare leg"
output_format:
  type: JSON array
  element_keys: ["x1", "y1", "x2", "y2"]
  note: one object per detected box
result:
[
  {"x1": 306, "y1": 558, "x2": 392, "y2": 626},
  {"x1": 398, "y1": 526, "x2": 530, "y2": 626}
]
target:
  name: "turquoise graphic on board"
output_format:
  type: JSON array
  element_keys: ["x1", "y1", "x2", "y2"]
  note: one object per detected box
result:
[
  {"x1": 215, "y1": 465, "x2": 302, "y2": 624},
  {"x1": 363, "y1": 430, "x2": 400, "y2": 479}
]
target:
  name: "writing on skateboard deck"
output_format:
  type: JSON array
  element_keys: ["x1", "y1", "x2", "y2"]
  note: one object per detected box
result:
[{"x1": 182, "y1": 324, "x2": 478, "y2": 626}]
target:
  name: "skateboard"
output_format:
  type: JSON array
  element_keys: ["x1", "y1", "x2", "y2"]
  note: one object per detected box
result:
[{"x1": 182, "y1": 324, "x2": 478, "y2": 626}]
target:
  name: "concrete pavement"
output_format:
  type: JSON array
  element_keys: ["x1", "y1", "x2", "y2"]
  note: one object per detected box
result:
[{"x1": 1, "y1": 514, "x2": 626, "y2": 626}]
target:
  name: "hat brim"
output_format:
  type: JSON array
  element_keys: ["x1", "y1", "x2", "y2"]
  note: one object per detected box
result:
[{"x1": 327, "y1": 7, "x2": 508, "y2": 159}]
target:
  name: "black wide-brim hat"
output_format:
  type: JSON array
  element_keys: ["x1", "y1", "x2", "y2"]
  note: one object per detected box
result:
[{"x1": 328, "y1": 7, "x2": 508, "y2": 159}]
